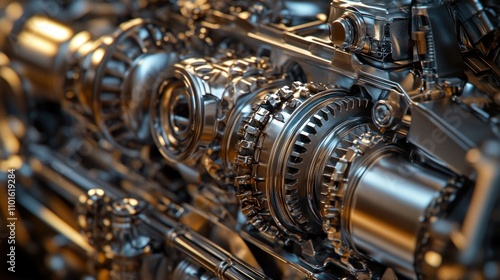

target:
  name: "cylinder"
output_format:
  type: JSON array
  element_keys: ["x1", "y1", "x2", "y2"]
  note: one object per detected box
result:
[
  {"x1": 2, "y1": 12, "x2": 85, "y2": 101},
  {"x1": 344, "y1": 149, "x2": 451, "y2": 279}
]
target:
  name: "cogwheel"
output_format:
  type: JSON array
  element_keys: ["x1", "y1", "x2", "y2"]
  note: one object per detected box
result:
[
  {"x1": 151, "y1": 55, "x2": 285, "y2": 176},
  {"x1": 206, "y1": 56, "x2": 283, "y2": 182},
  {"x1": 234, "y1": 82, "x2": 304, "y2": 237},
  {"x1": 318, "y1": 124, "x2": 373, "y2": 198},
  {"x1": 319, "y1": 130, "x2": 384, "y2": 262},
  {"x1": 234, "y1": 81, "x2": 374, "y2": 238},
  {"x1": 284, "y1": 97, "x2": 372, "y2": 234},
  {"x1": 89, "y1": 20, "x2": 182, "y2": 157}
]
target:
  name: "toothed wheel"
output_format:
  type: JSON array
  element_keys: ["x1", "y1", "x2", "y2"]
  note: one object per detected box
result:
[
  {"x1": 284, "y1": 97, "x2": 372, "y2": 234},
  {"x1": 150, "y1": 55, "x2": 285, "y2": 173},
  {"x1": 234, "y1": 81, "x2": 373, "y2": 238},
  {"x1": 84, "y1": 19, "x2": 182, "y2": 157}
]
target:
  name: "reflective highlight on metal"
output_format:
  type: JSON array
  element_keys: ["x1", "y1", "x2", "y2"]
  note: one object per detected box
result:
[{"x1": 0, "y1": 0, "x2": 499, "y2": 279}]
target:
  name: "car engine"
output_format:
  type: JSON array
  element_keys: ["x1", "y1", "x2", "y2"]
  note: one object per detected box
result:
[{"x1": 0, "y1": 0, "x2": 499, "y2": 279}]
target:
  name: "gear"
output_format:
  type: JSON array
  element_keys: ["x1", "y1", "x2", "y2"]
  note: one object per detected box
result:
[
  {"x1": 234, "y1": 81, "x2": 375, "y2": 238},
  {"x1": 209, "y1": 56, "x2": 284, "y2": 181},
  {"x1": 151, "y1": 55, "x2": 285, "y2": 179},
  {"x1": 70, "y1": 19, "x2": 183, "y2": 157},
  {"x1": 320, "y1": 131, "x2": 383, "y2": 259},
  {"x1": 284, "y1": 97, "x2": 373, "y2": 234}
]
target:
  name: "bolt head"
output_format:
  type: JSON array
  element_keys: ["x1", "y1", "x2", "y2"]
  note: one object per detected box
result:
[
  {"x1": 112, "y1": 197, "x2": 146, "y2": 216},
  {"x1": 373, "y1": 102, "x2": 393, "y2": 127}
]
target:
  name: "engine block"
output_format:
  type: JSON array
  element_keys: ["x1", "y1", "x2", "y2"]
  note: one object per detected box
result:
[{"x1": 0, "y1": 0, "x2": 499, "y2": 279}]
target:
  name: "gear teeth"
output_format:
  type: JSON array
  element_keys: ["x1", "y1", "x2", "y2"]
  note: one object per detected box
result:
[
  {"x1": 288, "y1": 154, "x2": 303, "y2": 166},
  {"x1": 242, "y1": 205, "x2": 257, "y2": 216},
  {"x1": 285, "y1": 167, "x2": 300, "y2": 176},
  {"x1": 194, "y1": 55, "x2": 280, "y2": 185},
  {"x1": 285, "y1": 191, "x2": 299, "y2": 201},
  {"x1": 297, "y1": 133, "x2": 312, "y2": 144},
  {"x1": 94, "y1": 23, "x2": 178, "y2": 155},
  {"x1": 235, "y1": 82, "x2": 373, "y2": 239},
  {"x1": 283, "y1": 95, "x2": 374, "y2": 235},
  {"x1": 234, "y1": 83, "x2": 294, "y2": 237},
  {"x1": 325, "y1": 104, "x2": 338, "y2": 116},
  {"x1": 303, "y1": 123, "x2": 318, "y2": 135},
  {"x1": 334, "y1": 102, "x2": 345, "y2": 113},
  {"x1": 319, "y1": 130, "x2": 384, "y2": 262},
  {"x1": 293, "y1": 143, "x2": 307, "y2": 154},
  {"x1": 285, "y1": 180, "x2": 298, "y2": 190},
  {"x1": 311, "y1": 114, "x2": 325, "y2": 126},
  {"x1": 278, "y1": 86, "x2": 294, "y2": 100},
  {"x1": 319, "y1": 108, "x2": 330, "y2": 121}
]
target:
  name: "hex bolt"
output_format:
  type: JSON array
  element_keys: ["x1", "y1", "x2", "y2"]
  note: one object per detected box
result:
[
  {"x1": 111, "y1": 197, "x2": 146, "y2": 217},
  {"x1": 373, "y1": 102, "x2": 393, "y2": 128}
]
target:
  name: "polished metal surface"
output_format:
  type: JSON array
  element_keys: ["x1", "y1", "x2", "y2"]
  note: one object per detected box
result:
[
  {"x1": 345, "y1": 147, "x2": 451, "y2": 278},
  {"x1": 0, "y1": 0, "x2": 499, "y2": 279}
]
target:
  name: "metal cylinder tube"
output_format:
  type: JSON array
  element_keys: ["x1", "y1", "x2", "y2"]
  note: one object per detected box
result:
[
  {"x1": 2, "y1": 12, "x2": 89, "y2": 101},
  {"x1": 344, "y1": 148, "x2": 451, "y2": 279}
]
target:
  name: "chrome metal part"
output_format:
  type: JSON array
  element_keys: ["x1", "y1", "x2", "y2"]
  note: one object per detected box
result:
[
  {"x1": 0, "y1": 1, "x2": 499, "y2": 280},
  {"x1": 329, "y1": 0, "x2": 413, "y2": 62},
  {"x1": 344, "y1": 146, "x2": 453, "y2": 279}
]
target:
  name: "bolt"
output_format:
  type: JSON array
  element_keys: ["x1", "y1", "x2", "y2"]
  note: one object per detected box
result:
[
  {"x1": 112, "y1": 197, "x2": 146, "y2": 217},
  {"x1": 78, "y1": 188, "x2": 109, "y2": 215},
  {"x1": 373, "y1": 102, "x2": 393, "y2": 128}
]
